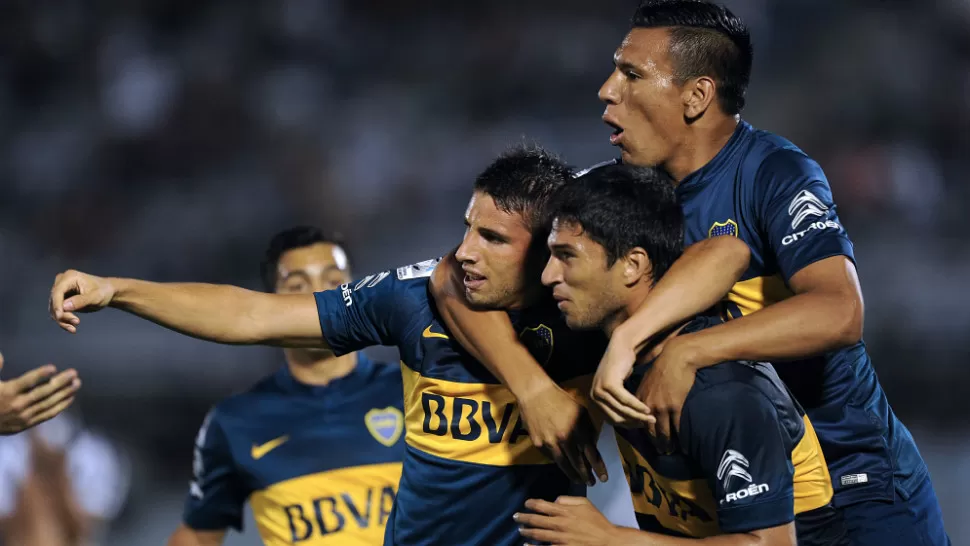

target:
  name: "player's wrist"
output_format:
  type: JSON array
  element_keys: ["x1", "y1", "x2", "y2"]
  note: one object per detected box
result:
[
  {"x1": 614, "y1": 316, "x2": 657, "y2": 354},
  {"x1": 510, "y1": 373, "x2": 560, "y2": 407},
  {"x1": 669, "y1": 333, "x2": 712, "y2": 371},
  {"x1": 104, "y1": 277, "x2": 129, "y2": 308}
]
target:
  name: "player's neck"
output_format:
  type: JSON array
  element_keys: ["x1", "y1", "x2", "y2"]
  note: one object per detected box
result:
[
  {"x1": 664, "y1": 114, "x2": 740, "y2": 184},
  {"x1": 606, "y1": 283, "x2": 690, "y2": 358},
  {"x1": 284, "y1": 349, "x2": 358, "y2": 386}
]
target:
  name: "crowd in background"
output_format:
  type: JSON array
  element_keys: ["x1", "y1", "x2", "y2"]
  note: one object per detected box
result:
[{"x1": 1, "y1": 0, "x2": 968, "y2": 543}]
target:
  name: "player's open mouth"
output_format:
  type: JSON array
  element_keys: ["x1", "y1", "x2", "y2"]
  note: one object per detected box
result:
[
  {"x1": 603, "y1": 118, "x2": 624, "y2": 145},
  {"x1": 463, "y1": 272, "x2": 486, "y2": 290}
]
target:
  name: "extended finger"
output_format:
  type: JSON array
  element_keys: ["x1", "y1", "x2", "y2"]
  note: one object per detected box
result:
[
  {"x1": 22, "y1": 377, "x2": 81, "y2": 420},
  {"x1": 553, "y1": 451, "x2": 582, "y2": 485},
  {"x1": 596, "y1": 391, "x2": 640, "y2": 426},
  {"x1": 581, "y1": 439, "x2": 607, "y2": 483},
  {"x1": 645, "y1": 414, "x2": 659, "y2": 443},
  {"x1": 25, "y1": 396, "x2": 76, "y2": 428},
  {"x1": 653, "y1": 411, "x2": 673, "y2": 453},
  {"x1": 20, "y1": 369, "x2": 78, "y2": 402},
  {"x1": 519, "y1": 526, "x2": 564, "y2": 545},
  {"x1": 514, "y1": 512, "x2": 560, "y2": 530},
  {"x1": 524, "y1": 498, "x2": 566, "y2": 516},
  {"x1": 7, "y1": 365, "x2": 58, "y2": 393},
  {"x1": 561, "y1": 440, "x2": 592, "y2": 486},
  {"x1": 604, "y1": 383, "x2": 652, "y2": 417}
]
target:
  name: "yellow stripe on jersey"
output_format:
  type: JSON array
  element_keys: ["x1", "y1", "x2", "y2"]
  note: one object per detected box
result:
[
  {"x1": 726, "y1": 274, "x2": 794, "y2": 317},
  {"x1": 792, "y1": 415, "x2": 833, "y2": 514},
  {"x1": 617, "y1": 436, "x2": 721, "y2": 538},
  {"x1": 401, "y1": 363, "x2": 591, "y2": 466},
  {"x1": 249, "y1": 462, "x2": 401, "y2": 545}
]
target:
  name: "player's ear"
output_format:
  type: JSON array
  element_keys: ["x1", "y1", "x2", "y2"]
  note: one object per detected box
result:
[
  {"x1": 683, "y1": 76, "x2": 717, "y2": 119},
  {"x1": 622, "y1": 248, "x2": 650, "y2": 285}
]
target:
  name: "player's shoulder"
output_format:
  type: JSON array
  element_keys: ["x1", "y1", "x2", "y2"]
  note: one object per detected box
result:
[
  {"x1": 206, "y1": 370, "x2": 286, "y2": 425},
  {"x1": 356, "y1": 355, "x2": 404, "y2": 389},
  {"x1": 743, "y1": 124, "x2": 825, "y2": 181},
  {"x1": 688, "y1": 359, "x2": 805, "y2": 443}
]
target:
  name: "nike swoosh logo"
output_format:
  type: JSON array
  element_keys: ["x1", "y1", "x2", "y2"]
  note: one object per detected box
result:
[
  {"x1": 422, "y1": 325, "x2": 449, "y2": 340},
  {"x1": 251, "y1": 435, "x2": 289, "y2": 460}
]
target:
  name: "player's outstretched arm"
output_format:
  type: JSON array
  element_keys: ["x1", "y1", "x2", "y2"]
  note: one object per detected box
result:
[
  {"x1": 516, "y1": 497, "x2": 795, "y2": 546},
  {"x1": 591, "y1": 235, "x2": 750, "y2": 426},
  {"x1": 429, "y1": 253, "x2": 606, "y2": 486},
  {"x1": 49, "y1": 270, "x2": 325, "y2": 348},
  {"x1": 167, "y1": 525, "x2": 225, "y2": 546}
]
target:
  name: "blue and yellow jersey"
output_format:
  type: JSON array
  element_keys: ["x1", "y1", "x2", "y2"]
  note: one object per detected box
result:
[
  {"x1": 313, "y1": 259, "x2": 607, "y2": 546},
  {"x1": 600, "y1": 120, "x2": 927, "y2": 506},
  {"x1": 182, "y1": 355, "x2": 405, "y2": 545},
  {"x1": 617, "y1": 317, "x2": 845, "y2": 545}
]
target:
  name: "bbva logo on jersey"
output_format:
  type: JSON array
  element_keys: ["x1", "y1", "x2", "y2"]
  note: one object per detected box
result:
[{"x1": 365, "y1": 407, "x2": 404, "y2": 447}]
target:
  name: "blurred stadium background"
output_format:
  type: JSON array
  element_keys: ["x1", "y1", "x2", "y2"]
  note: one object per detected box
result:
[{"x1": 1, "y1": 0, "x2": 969, "y2": 543}]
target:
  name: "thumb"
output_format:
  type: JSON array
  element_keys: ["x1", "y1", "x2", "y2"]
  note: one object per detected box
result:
[
  {"x1": 555, "y1": 496, "x2": 589, "y2": 506},
  {"x1": 0, "y1": 352, "x2": 4, "y2": 374},
  {"x1": 63, "y1": 292, "x2": 98, "y2": 312}
]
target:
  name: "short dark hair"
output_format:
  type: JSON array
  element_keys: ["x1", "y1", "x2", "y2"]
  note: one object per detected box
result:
[
  {"x1": 549, "y1": 164, "x2": 683, "y2": 285},
  {"x1": 473, "y1": 145, "x2": 574, "y2": 234},
  {"x1": 259, "y1": 226, "x2": 346, "y2": 292},
  {"x1": 632, "y1": 0, "x2": 752, "y2": 115}
]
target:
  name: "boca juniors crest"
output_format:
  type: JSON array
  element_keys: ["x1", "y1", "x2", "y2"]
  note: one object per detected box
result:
[
  {"x1": 365, "y1": 407, "x2": 404, "y2": 447},
  {"x1": 518, "y1": 324, "x2": 554, "y2": 367},
  {"x1": 708, "y1": 219, "x2": 738, "y2": 238}
]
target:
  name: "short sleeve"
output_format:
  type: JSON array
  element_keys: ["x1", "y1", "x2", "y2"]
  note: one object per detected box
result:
[
  {"x1": 754, "y1": 149, "x2": 855, "y2": 282},
  {"x1": 314, "y1": 259, "x2": 437, "y2": 355},
  {"x1": 182, "y1": 409, "x2": 247, "y2": 531},
  {"x1": 680, "y1": 382, "x2": 796, "y2": 534}
]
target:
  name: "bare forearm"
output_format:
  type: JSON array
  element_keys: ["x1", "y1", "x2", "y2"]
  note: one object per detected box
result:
[
  {"x1": 430, "y1": 254, "x2": 554, "y2": 398},
  {"x1": 683, "y1": 290, "x2": 858, "y2": 367},
  {"x1": 109, "y1": 278, "x2": 322, "y2": 347},
  {"x1": 617, "y1": 236, "x2": 750, "y2": 353}
]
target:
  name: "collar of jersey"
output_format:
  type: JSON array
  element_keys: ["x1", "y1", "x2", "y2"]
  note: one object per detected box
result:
[
  {"x1": 274, "y1": 353, "x2": 374, "y2": 396},
  {"x1": 626, "y1": 314, "x2": 722, "y2": 383}
]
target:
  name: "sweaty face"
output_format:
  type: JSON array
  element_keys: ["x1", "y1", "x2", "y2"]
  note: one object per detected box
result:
[
  {"x1": 598, "y1": 27, "x2": 686, "y2": 167},
  {"x1": 455, "y1": 192, "x2": 535, "y2": 310},
  {"x1": 276, "y1": 242, "x2": 351, "y2": 356},
  {"x1": 541, "y1": 220, "x2": 627, "y2": 330}
]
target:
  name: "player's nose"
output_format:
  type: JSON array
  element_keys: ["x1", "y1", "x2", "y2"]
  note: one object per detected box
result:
[
  {"x1": 455, "y1": 238, "x2": 477, "y2": 264},
  {"x1": 598, "y1": 71, "x2": 621, "y2": 105},
  {"x1": 540, "y1": 258, "x2": 560, "y2": 287}
]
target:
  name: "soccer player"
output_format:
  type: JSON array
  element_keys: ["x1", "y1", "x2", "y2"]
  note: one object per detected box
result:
[
  {"x1": 515, "y1": 164, "x2": 847, "y2": 546},
  {"x1": 167, "y1": 227, "x2": 405, "y2": 546},
  {"x1": 48, "y1": 148, "x2": 612, "y2": 546},
  {"x1": 428, "y1": 2, "x2": 950, "y2": 544}
]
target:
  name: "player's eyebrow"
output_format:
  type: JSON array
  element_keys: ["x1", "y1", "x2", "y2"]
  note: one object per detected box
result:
[
  {"x1": 478, "y1": 226, "x2": 510, "y2": 243},
  {"x1": 549, "y1": 242, "x2": 575, "y2": 255},
  {"x1": 614, "y1": 56, "x2": 643, "y2": 74},
  {"x1": 280, "y1": 270, "x2": 313, "y2": 283}
]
